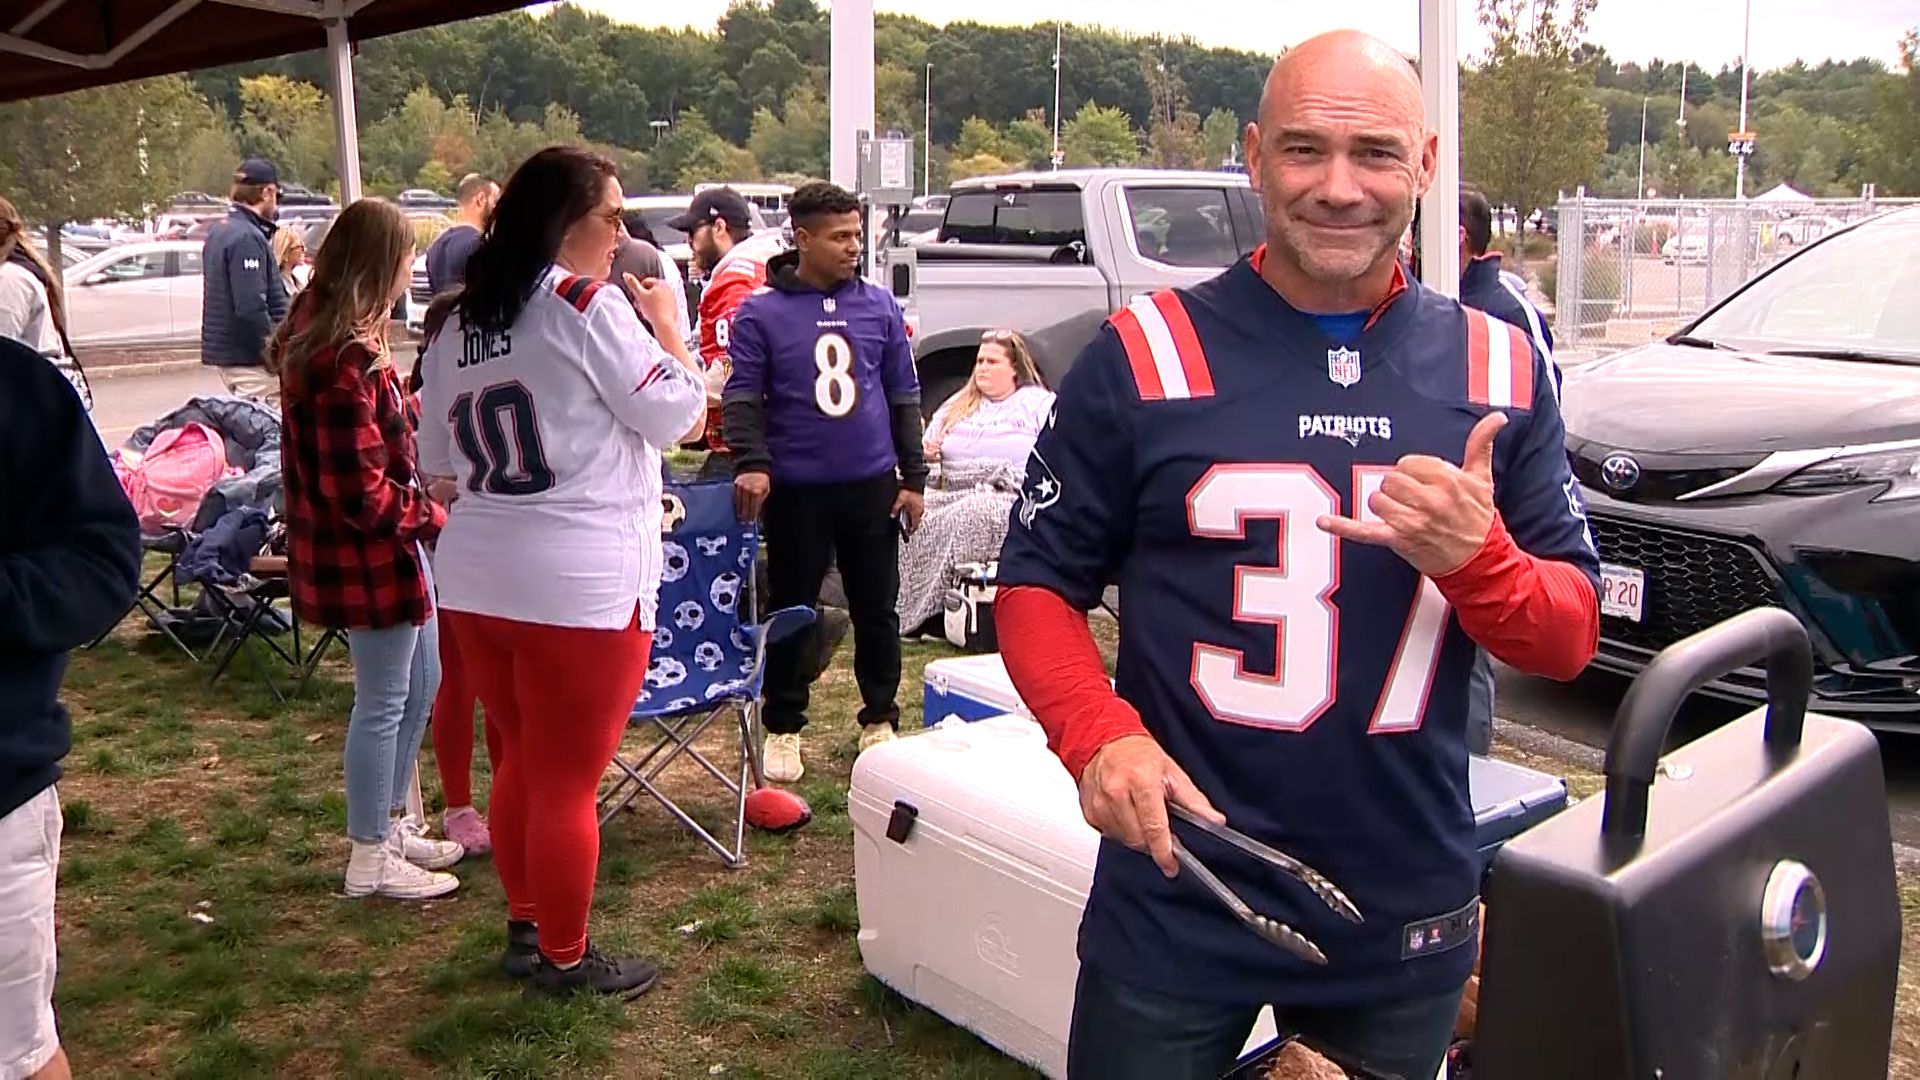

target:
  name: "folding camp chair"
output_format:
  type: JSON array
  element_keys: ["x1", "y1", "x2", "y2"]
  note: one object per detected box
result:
[
  {"x1": 87, "y1": 529, "x2": 198, "y2": 659},
  {"x1": 203, "y1": 558, "x2": 343, "y2": 702},
  {"x1": 598, "y1": 480, "x2": 814, "y2": 868}
]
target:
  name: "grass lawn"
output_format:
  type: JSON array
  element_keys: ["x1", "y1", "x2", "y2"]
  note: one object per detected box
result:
[{"x1": 49, "y1": 575, "x2": 1920, "y2": 1079}]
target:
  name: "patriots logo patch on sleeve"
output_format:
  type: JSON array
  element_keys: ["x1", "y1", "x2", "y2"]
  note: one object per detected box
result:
[{"x1": 1018, "y1": 452, "x2": 1062, "y2": 527}]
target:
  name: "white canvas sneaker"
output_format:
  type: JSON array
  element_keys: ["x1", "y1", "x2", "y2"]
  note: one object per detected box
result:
[
  {"x1": 344, "y1": 841, "x2": 459, "y2": 900},
  {"x1": 389, "y1": 816, "x2": 464, "y2": 871},
  {"x1": 764, "y1": 733, "x2": 804, "y2": 783}
]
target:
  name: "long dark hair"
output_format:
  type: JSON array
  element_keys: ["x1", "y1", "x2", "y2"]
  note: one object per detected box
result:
[{"x1": 457, "y1": 145, "x2": 617, "y2": 333}]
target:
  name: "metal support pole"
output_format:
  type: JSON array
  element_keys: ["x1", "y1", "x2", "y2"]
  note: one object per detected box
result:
[
  {"x1": 325, "y1": 17, "x2": 362, "y2": 204},
  {"x1": 829, "y1": 0, "x2": 875, "y2": 191},
  {"x1": 1418, "y1": 0, "x2": 1461, "y2": 297}
]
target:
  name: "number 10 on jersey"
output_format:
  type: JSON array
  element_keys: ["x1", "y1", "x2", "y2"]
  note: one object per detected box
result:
[{"x1": 1186, "y1": 464, "x2": 1452, "y2": 735}]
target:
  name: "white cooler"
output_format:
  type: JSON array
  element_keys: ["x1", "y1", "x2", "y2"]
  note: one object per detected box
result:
[{"x1": 850, "y1": 712, "x2": 1278, "y2": 1078}]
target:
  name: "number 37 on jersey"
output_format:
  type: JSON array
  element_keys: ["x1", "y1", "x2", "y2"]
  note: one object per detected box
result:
[{"x1": 1187, "y1": 463, "x2": 1452, "y2": 737}]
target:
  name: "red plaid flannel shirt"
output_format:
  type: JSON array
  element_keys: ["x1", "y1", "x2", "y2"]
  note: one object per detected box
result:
[{"x1": 280, "y1": 335, "x2": 445, "y2": 630}]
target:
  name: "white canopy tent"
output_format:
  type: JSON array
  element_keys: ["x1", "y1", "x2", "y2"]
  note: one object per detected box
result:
[{"x1": 1753, "y1": 182, "x2": 1815, "y2": 205}]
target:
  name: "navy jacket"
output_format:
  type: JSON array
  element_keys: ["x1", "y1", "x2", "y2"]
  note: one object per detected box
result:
[
  {"x1": 201, "y1": 205, "x2": 290, "y2": 367},
  {"x1": 0, "y1": 337, "x2": 140, "y2": 820},
  {"x1": 1460, "y1": 253, "x2": 1556, "y2": 391}
]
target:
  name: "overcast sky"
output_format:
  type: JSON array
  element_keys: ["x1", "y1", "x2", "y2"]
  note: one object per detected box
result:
[{"x1": 542, "y1": 0, "x2": 1913, "y2": 70}]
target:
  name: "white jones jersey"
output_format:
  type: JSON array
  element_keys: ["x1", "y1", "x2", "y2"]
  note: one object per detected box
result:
[{"x1": 418, "y1": 265, "x2": 705, "y2": 631}]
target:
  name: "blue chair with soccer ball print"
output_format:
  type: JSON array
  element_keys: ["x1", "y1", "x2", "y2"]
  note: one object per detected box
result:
[{"x1": 597, "y1": 479, "x2": 814, "y2": 867}]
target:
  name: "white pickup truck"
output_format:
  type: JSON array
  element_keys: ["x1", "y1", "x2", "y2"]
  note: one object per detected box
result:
[{"x1": 909, "y1": 168, "x2": 1263, "y2": 412}]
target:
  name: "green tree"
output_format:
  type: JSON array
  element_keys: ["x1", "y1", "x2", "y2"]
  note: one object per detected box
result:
[
  {"x1": 956, "y1": 116, "x2": 1012, "y2": 161},
  {"x1": 747, "y1": 84, "x2": 829, "y2": 177},
  {"x1": 1865, "y1": 29, "x2": 1920, "y2": 194},
  {"x1": 948, "y1": 152, "x2": 1015, "y2": 182},
  {"x1": 1061, "y1": 101, "x2": 1139, "y2": 167},
  {"x1": 0, "y1": 75, "x2": 224, "y2": 264},
  {"x1": 1002, "y1": 113, "x2": 1052, "y2": 169},
  {"x1": 415, "y1": 159, "x2": 455, "y2": 194},
  {"x1": 1462, "y1": 0, "x2": 1606, "y2": 239},
  {"x1": 237, "y1": 75, "x2": 337, "y2": 189},
  {"x1": 1200, "y1": 108, "x2": 1241, "y2": 168},
  {"x1": 1142, "y1": 50, "x2": 1205, "y2": 169}
]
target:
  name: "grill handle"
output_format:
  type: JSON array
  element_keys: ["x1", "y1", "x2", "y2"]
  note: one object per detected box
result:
[{"x1": 1601, "y1": 606, "x2": 1813, "y2": 841}]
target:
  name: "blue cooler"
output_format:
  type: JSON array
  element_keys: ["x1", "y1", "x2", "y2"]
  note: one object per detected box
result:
[
  {"x1": 921, "y1": 654, "x2": 1029, "y2": 725},
  {"x1": 1467, "y1": 754, "x2": 1568, "y2": 880}
]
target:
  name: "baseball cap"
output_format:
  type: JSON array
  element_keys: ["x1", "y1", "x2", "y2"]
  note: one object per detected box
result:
[
  {"x1": 665, "y1": 188, "x2": 752, "y2": 233},
  {"x1": 235, "y1": 157, "x2": 280, "y2": 187}
]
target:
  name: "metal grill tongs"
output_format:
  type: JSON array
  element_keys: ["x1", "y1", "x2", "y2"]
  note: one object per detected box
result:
[{"x1": 1164, "y1": 801, "x2": 1365, "y2": 967}]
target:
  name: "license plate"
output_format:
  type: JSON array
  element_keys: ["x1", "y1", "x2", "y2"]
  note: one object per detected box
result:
[{"x1": 1600, "y1": 563, "x2": 1646, "y2": 622}]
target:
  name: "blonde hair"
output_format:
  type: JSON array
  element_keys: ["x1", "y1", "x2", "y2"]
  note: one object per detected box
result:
[
  {"x1": 0, "y1": 196, "x2": 68, "y2": 344},
  {"x1": 271, "y1": 226, "x2": 306, "y2": 275},
  {"x1": 268, "y1": 199, "x2": 411, "y2": 378},
  {"x1": 935, "y1": 329, "x2": 1043, "y2": 435}
]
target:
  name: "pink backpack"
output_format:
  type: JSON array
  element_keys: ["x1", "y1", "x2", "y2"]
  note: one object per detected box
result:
[{"x1": 115, "y1": 422, "x2": 234, "y2": 533}]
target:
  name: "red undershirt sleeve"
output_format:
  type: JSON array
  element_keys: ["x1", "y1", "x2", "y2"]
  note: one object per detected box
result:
[
  {"x1": 997, "y1": 585, "x2": 1148, "y2": 782},
  {"x1": 1433, "y1": 513, "x2": 1599, "y2": 682}
]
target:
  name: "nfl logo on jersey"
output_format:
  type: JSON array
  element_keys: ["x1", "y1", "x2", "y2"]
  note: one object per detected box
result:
[{"x1": 1327, "y1": 346, "x2": 1362, "y2": 387}]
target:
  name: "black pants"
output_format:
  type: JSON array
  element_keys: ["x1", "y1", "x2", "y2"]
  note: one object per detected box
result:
[{"x1": 761, "y1": 472, "x2": 901, "y2": 734}]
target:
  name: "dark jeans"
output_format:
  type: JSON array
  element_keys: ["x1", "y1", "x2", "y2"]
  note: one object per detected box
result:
[
  {"x1": 760, "y1": 472, "x2": 901, "y2": 735},
  {"x1": 1467, "y1": 649, "x2": 1495, "y2": 756},
  {"x1": 1067, "y1": 963, "x2": 1463, "y2": 1080}
]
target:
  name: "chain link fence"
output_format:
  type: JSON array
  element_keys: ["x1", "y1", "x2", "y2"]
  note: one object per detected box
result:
[{"x1": 1550, "y1": 195, "x2": 1920, "y2": 362}]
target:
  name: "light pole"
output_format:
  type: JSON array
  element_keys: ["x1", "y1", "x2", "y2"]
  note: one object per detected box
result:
[
  {"x1": 924, "y1": 63, "x2": 932, "y2": 197},
  {"x1": 1734, "y1": 0, "x2": 1753, "y2": 198},
  {"x1": 1637, "y1": 95, "x2": 1649, "y2": 200},
  {"x1": 1050, "y1": 24, "x2": 1064, "y2": 169}
]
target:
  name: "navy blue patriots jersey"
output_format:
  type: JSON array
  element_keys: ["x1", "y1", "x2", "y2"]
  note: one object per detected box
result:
[{"x1": 998, "y1": 253, "x2": 1598, "y2": 1007}]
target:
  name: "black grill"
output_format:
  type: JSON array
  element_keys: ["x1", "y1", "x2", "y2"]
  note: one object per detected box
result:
[
  {"x1": 1570, "y1": 455, "x2": 1754, "y2": 503},
  {"x1": 1588, "y1": 515, "x2": 1781, "y2": 652}
]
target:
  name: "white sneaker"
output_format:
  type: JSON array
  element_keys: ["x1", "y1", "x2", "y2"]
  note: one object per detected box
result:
[
  {"x1": 389, "y1": 816, "x2": 465, "y2": 870},
  {"x1": 764, "y1": 733, "x2": 804, "y2": 783},
  {"x1": 858, "y1": 724, "x2": 898, "y2": 752},
  {"x1": 344, "y1": 841, "x2": 459, "y2": 900}
]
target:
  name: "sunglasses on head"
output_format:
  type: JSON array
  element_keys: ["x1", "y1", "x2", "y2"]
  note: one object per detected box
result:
[{"x1": 981, "y1": 329, "x2": 1016, "y2": 344}]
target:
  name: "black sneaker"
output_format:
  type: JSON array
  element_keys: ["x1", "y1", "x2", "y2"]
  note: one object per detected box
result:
[
  {"x1": 528, "y1": 942, "x2": 661, "y2": 1000},
  {"x1": 501, "y1": 920, "x2": 540, "y2": 980}
]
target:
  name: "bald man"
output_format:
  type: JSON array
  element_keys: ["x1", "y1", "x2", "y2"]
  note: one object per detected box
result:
[{"x1": 995, "y1": 31, "x2": 1601, "y2": 1079}]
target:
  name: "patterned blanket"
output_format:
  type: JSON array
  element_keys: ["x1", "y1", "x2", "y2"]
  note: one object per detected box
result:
[{"x1": 896, "y1": 458, "x2": 1023, "y2": 632}]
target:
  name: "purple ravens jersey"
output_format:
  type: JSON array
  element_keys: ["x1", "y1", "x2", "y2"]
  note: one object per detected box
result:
[
  {"x1": 723, "y1": 269, "x2": 919, "y2": 485},
  {"x1": 997, "y1": 254, "x2": 1598, "y2": 1007}
]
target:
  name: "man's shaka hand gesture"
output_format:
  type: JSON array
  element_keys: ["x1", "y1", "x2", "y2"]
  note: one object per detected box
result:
[{"x1": 1317, "y1": 412, "x2": 1506, "y2": 577}]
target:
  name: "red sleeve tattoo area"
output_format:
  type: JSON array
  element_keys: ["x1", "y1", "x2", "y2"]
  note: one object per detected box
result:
[
  {"x1": 1434, "y1": 513, "x2": 1599, "y2": 682},
  {"x1": 997, "y1": 585, "x2": 1145, "y2": 781}
]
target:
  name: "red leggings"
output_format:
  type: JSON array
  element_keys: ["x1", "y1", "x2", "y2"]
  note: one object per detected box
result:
[
  {"x1": 429, "y1": 626, "x2": 501, "y2": 809},
  {"x1": 441, "y1": 609, "x2": 651, "y2": 966}
]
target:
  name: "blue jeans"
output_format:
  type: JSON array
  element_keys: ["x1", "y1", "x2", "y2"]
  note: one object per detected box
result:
[
  {"x1": 1467, "y1": 648, "x2": 1495, "y2": 756},
  {"x1": 344, "y1": 613, "x2": 440, "y2": 843},
  {"x1": 1067, "y1": 963, "x2": 1463, "y2": 1080}
]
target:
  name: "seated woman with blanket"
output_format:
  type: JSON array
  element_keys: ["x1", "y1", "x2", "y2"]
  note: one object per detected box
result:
[{"x1": 897, "y1": 329, "x2": 1054, "y2": 634}]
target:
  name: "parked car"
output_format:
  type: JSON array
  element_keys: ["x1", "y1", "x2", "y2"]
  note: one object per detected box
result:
[
  {"x1": 1773, "y1": 214, "x2": 1842, "y2": 248},
  {"x1": 1561, "y1": 206, "x2": 1920, "y2": 728},
  {"x1": 909, "y1": 168, "x2": 1262, "y2": 413},
  {"x1": 63, "y1": 239, "x2": 206, "y2": 349},
  {"x1": 1661, "y1": 232, "x2": 1711, "y2": 264}
]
